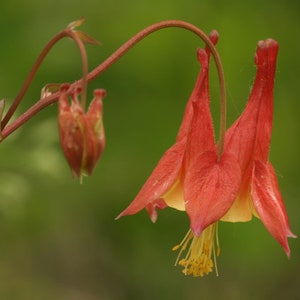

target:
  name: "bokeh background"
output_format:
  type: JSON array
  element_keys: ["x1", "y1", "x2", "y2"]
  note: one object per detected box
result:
[{"x1": 0, "y1": 0, "x2": 298, "y2": 299}]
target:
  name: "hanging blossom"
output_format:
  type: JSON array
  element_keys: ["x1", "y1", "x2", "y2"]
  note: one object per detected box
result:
[
  {"x1": 117, "y1": 31, "x2": 242, "y2": 276},
  {"x1": 222, "y1": 39, "x2": 296, "y2": 256},
  {"x1": 117, "y1": 33, "x2": 295, "y2": 277}
]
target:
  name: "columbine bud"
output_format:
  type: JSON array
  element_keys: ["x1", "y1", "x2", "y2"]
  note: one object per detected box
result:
[{"x1": 58, "y1": 84, "x2": 106, "y2": 180}]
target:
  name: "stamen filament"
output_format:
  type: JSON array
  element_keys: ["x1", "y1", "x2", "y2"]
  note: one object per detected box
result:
[{"x1": 172, "y1": 223, "x2": 220, "y2": 277}]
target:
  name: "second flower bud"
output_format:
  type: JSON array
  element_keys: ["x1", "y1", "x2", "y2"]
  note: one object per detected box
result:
[{"x1": 58, "y1": 84, "x2": 106, "y2": 180}]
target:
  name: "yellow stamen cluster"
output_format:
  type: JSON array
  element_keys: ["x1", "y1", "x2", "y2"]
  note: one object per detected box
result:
[{"x1": 172, "y1": 223, "x2": 220, "y2": 277}]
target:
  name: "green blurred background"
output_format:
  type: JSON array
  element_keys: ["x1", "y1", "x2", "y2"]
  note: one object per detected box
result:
[{"x1": 0, "y1": 0, "x2": 298, "y2": 299}]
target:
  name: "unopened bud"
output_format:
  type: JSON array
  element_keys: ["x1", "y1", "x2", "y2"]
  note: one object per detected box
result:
[{"x1": 58, "y1": 84, "x2": 106, "y2": 180}]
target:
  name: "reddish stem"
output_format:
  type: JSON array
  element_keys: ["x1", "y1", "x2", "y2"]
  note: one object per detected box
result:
[
  {"x1": 1, "y1": 27, "x2": 89, "y2": 129},
  {"x1": 1, "y1": 31, "x2": 68, "y2": 129},
  {"x1": 1, "y1": 20, "x2": 227, "y2": 157}
]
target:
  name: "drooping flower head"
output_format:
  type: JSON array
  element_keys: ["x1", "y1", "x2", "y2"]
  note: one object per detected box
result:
[
  {"x1": 116, "y1": 31, "x2": 220, "y2": 223},
  {"x1": 117, "y1": 32, "x2": 242, "y2": 276},
  {"x1": 117, "y1": 32, "x2": 295, "y2": 277},
  {"x1": 58, "y1": 84, "x2": 106, "y2": 180},
  {"x1": 223, "y1": 39, "x2": 296, "y2": 256}
]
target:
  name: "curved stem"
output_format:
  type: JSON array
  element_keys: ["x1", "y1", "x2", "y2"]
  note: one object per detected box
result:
[
  {"x1": 1, "y1": 30, "x2": 69, "y2": 129},
  {"x1": 1, "y1": 27, "x2": 89, "y2": 129},
  {"x1": 1, "y1": 20, "x2": 227, "y2": 155},
  {"x1": 85, "y1": 20, "x2": 227, "y2": 157}
]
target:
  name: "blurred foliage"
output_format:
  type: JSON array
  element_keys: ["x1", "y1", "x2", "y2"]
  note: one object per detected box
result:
[{"x1": 0, "y1": 0, "x2": 299, "y2": 299}]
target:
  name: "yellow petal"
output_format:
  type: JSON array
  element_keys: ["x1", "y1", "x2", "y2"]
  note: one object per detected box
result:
[
  {"x1": 163, "y1": 179, "x2": 185, "y2": 211},
  {"x1": 221, "y1": 193, "x2": 258, "y2": 222}
]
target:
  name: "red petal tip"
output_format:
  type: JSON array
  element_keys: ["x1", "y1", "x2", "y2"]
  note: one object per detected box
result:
[
  {"x1": 74, "y1": 86, "x2": 82, "y2": 95},
  {"x1": 60, "y1": 83, "x2": 70, "y2": 92},
  {"x1": 257, "y1": 38, "x2": 278, "y2": 49},
  {"x1": 284, "y1": 245, "x2": 291, "y2": 259},
  {"x1": 191, "y1": 224, "x2": 204, "y2": 237},
  {"x1": 114, "y1": 213, "x2": 122, "y2": 220},
  {"x1": 94, "y1": 89, "x2": 106, "y2": 98},
  {"x1": 255, "y1": 38, "x2": 279, "y2": 66},
  {"x1": 257, "y1": 38, "x2": 279, "y2": 54},
  {"x1": 208, "y1": 30, "x2": 219, "y2": 45},
  {"x1": 196, "y1": 48, "x2": 208, "y2": 68}
]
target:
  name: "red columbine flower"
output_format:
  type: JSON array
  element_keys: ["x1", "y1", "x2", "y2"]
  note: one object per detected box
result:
[
  {"x1": 116, "y1": 33, "x2": 217, "y2": 222},
  {"x1": 117, "y1": 32, "x2": 242, "y2": 276},
  {"x1": 58, "y1": 84, "x2": 106, "y2": 180},
  {"x1": 222, "y1": 39, "x2": 295, "y2": 256}
]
